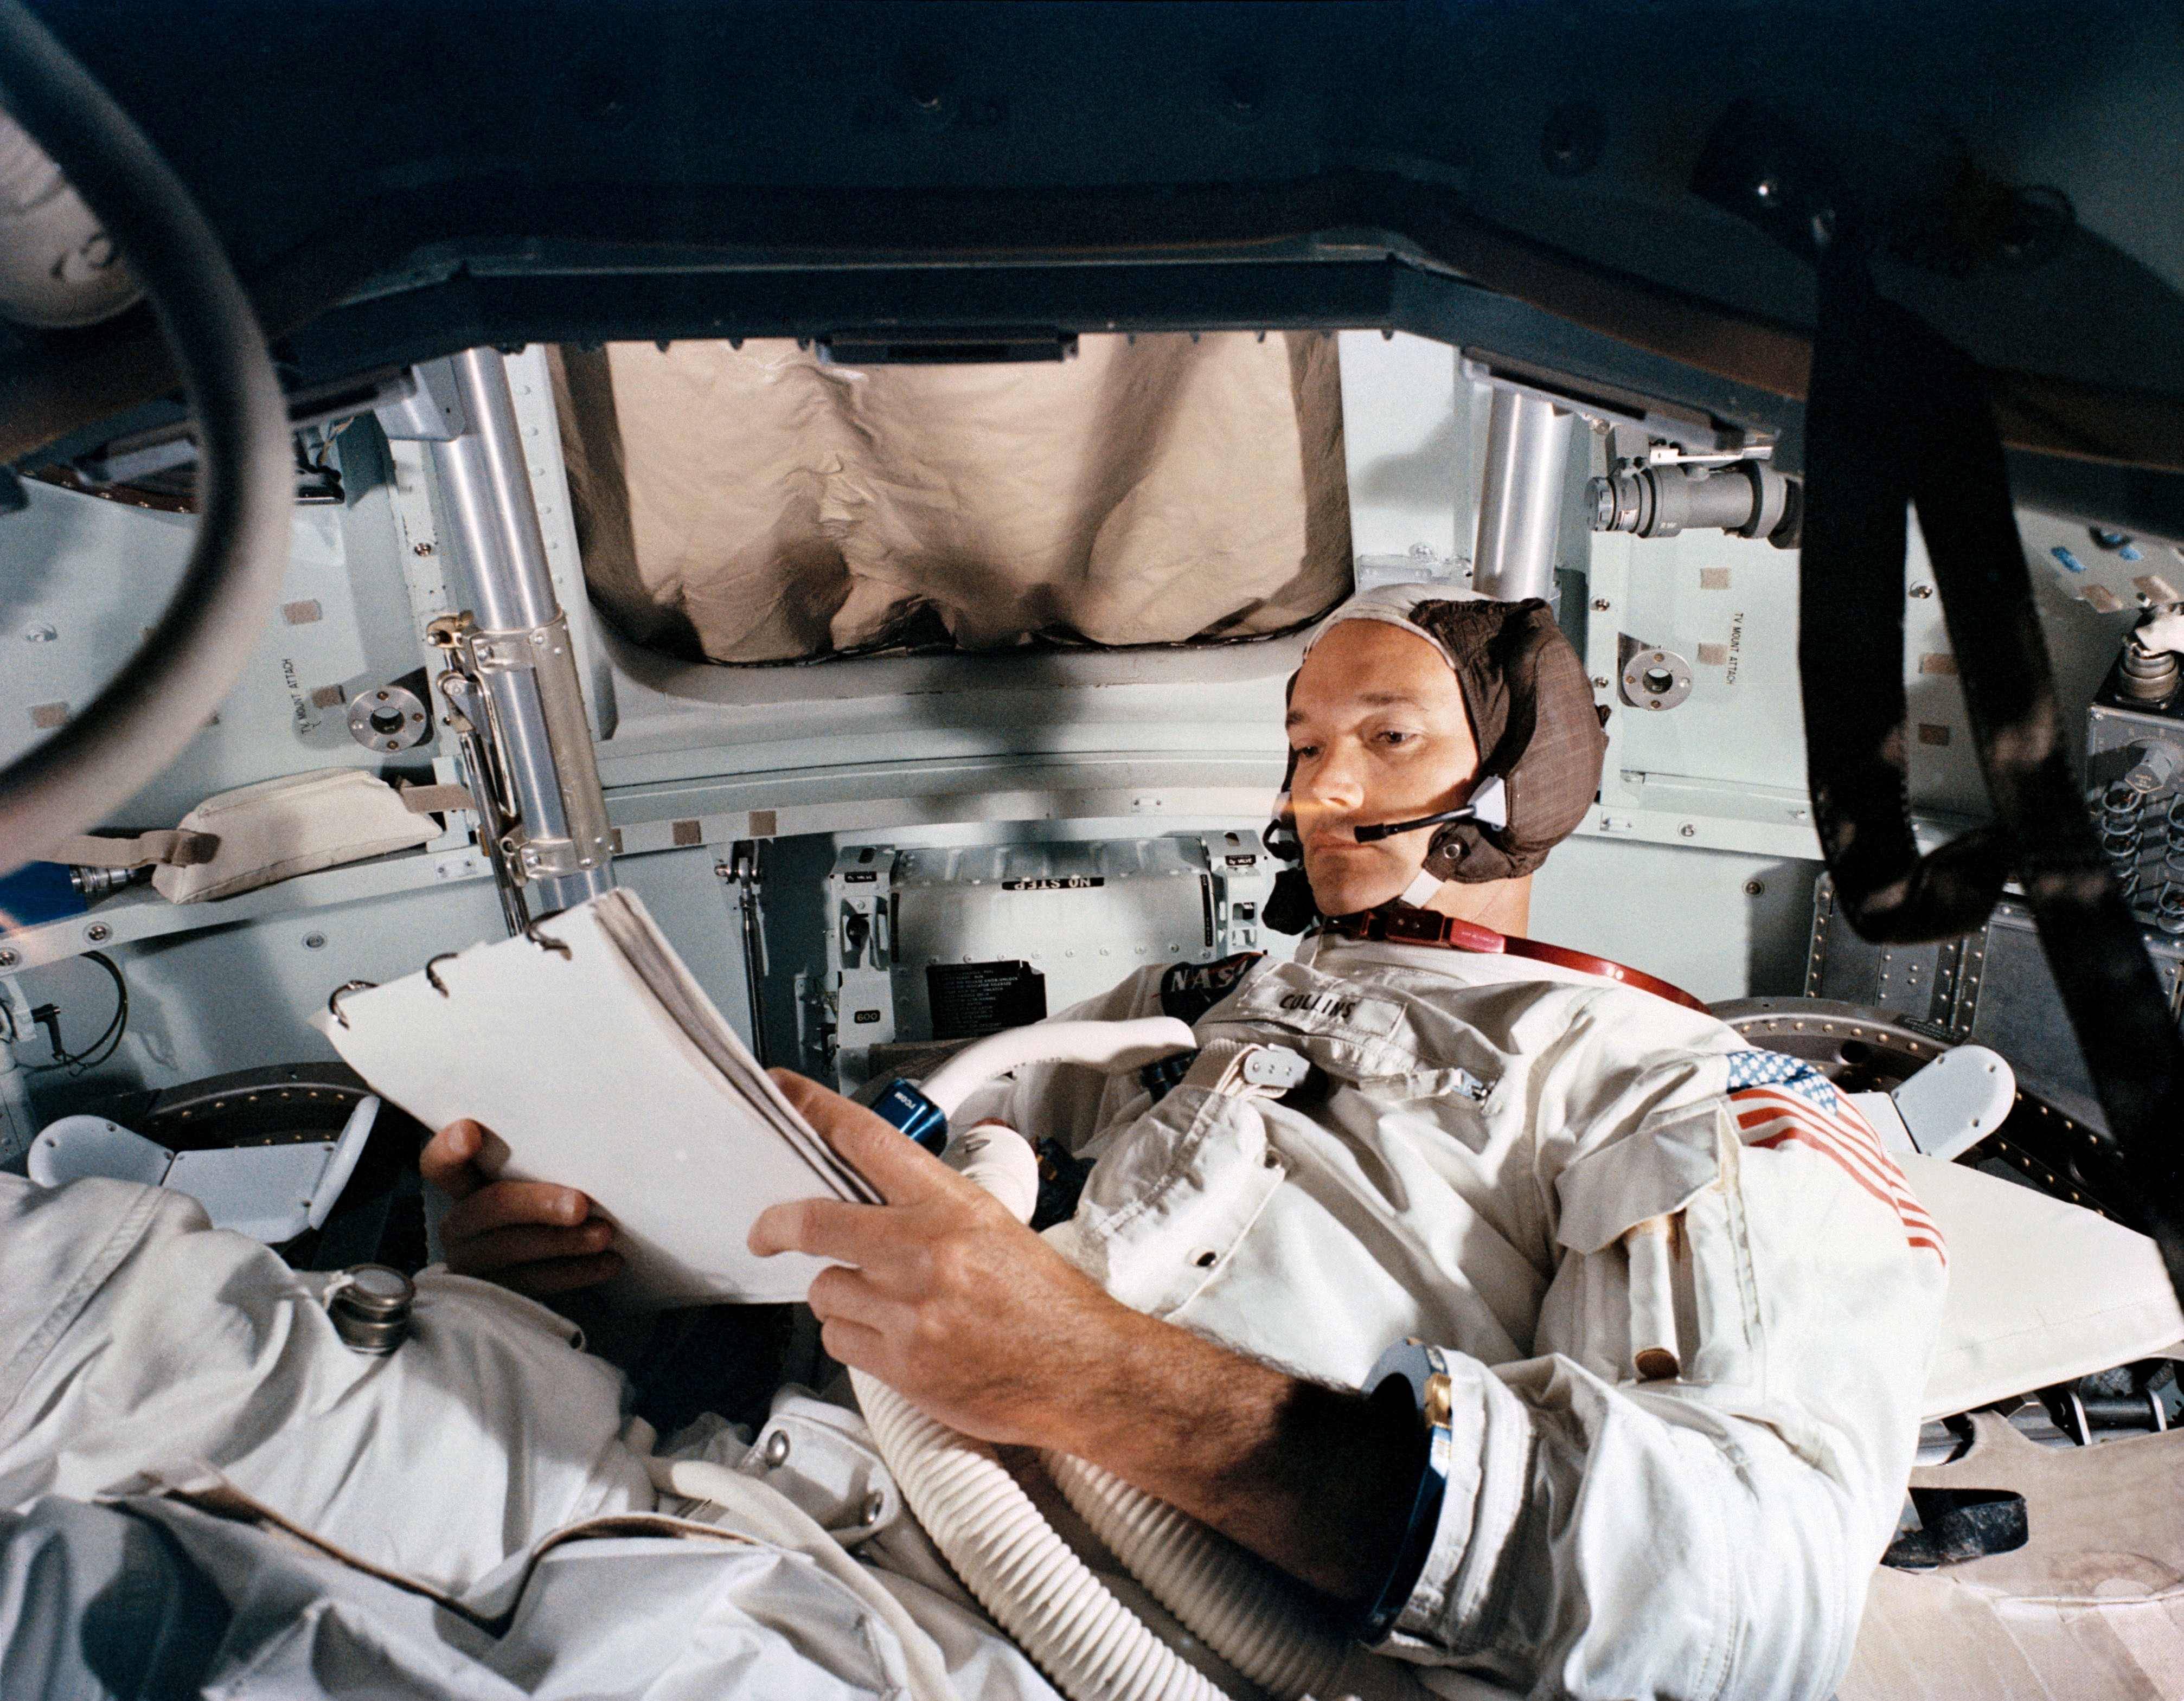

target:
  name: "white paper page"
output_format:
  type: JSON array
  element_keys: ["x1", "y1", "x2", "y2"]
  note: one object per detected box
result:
[
  {"x1": 591, "y1": 894, "x2": 874, "y2": 1203},
  {"x1": 316, "y1": 894, "x2": 856, "y2": 1307}
]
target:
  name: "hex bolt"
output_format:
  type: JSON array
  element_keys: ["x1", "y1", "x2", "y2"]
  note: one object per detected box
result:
[
  {"x1": 0, "y1": 948, "x2": 17, "y2": 968},
  {"x1": 1679, "y1": 823, "x2": 1696, "y2": 838},
  {"x1": 413, "y1": 541, "x2": 435, "y2": 556},
  {"x1": 85, "y1": 922, "x2": 111, "y2": 943},
  {"x1": 1909, "y1": 583, "x2": 1934, "y2": 599},
  {"x1": 1592, "y1": 675, "x2": 1610, "y2": 689},
  {"x1": 1591, "y1": 598, "x2": 1611, "y2": 612}
]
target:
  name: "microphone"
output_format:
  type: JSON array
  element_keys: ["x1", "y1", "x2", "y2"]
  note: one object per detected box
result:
[{"x1": 1350, "y1": 774, "x2": 1508, "y2": 843}]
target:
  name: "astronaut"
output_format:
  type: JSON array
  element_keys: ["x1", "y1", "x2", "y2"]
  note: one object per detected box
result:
[
  {"x1": 423, "y1": 585, "x2": 1949, "y2": 1698},
  {"x1": 0, "y1": 586, "x2": 1945, "y2": 1698}
]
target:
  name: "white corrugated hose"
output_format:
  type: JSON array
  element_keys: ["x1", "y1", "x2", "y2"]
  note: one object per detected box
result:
[
  {"x1": 855, "y1": 1365, "x2": 1232, "y2": 1701},
  {"x1": 856, "y1": 1012, "x2": 1432, "y2": 1701}
]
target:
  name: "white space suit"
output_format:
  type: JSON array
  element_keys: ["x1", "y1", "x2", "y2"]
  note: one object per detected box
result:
[
  {"x1": 0, "y1": 934, "x2": 1944, "y2": 1700},
  {"x1": 965, "y1": 934, "x2": 1948, "y2": 1699},
  {"x1": 0, "y1": 1173, "x2": 1049, "y2": 1700}
]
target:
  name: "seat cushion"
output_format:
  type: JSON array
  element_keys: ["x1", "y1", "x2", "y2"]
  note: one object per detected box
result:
[{"x1": 1907, "y1": 1153, "x2": 2183, "y2": 1421}]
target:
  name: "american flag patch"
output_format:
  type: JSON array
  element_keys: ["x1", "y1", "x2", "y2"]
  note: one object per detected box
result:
[{"x1": 1725, "y1": 1050, "x2": 1945, "y2": 1264}]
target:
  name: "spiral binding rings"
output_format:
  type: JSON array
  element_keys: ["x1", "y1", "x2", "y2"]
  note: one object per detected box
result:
[
  {"x1": 330, "y1": 919, "x2": 575, "y2": 1024},
  {"x1": 326, "y1": 979, "x2": 379, "y2": 1028}
]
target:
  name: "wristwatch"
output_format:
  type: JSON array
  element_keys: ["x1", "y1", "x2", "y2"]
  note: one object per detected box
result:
[{"x1": 1357, "y1": 1340, "x2": 1453, "y2": 1644}]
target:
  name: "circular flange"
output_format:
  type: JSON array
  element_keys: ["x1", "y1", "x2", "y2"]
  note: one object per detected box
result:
[
  {"x1": 1621, "y1": 647, "x2": 1694, "y2": 712},
  {"x1": 1709, "y1": 997, "x2": 1949, "y2": 1090},
  {"x1": 346, "y1": 682, "x2": 432, "y2": 752}
]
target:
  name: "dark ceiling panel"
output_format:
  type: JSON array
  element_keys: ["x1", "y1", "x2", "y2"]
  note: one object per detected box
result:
[{"x1": 7, "y1": 0, "x2": 2181, "y2": 525}]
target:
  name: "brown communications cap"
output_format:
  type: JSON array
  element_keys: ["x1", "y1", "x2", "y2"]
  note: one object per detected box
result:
[{"x1": 1298, "y1": 585, "x2": 1608, "y2": 884}]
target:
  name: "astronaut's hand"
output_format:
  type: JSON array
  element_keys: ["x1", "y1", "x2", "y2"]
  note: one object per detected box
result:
[
  {"x1": 420, "y1": 1118, "x2": 623, "y2": 1298},
  {"x1": 749, "y1": 1073, "x2": 1417, "y2": 1602},
  {"x1": 748, "y1": 1070, "x2": 1135, "y2": 1451}
]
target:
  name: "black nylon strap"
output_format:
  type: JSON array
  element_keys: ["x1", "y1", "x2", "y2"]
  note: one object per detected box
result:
[
  {"x1": 1699, "y1": 102, "x2": 2184, "y2": 1303},
  {"x1": 1800, "y1": 255, "x2": 2014, "y2": 941},
  {"x1": 1881, "y1": 1488, "x2": 2028, "y2": 1570}
]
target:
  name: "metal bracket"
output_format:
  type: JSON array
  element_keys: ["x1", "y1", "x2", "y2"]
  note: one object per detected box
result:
[
  {"x1": 717, "y1": 842, "x2": 772, "y2": 1063},
  {"x1": 428, "y1": 614, "x2": 534, "y2": 934},
  {"x1": 515, "y1": 837, "x2": 587, "y2": 880},
  {"x1": 1943, "y1": 931, "x2": 1984, "y2": 1039},
  {"x1": 1460, "y1": 348, "x2": 1763, "y2": 458},
  {"x1": 470, "y1": 626, "x2": 571, "y2": 672},
  {"x1": 469, "y1": 636, "x2": 537, "y2": 671},
  {"x1": 1643, "y1": 442, "x2": 1773, "y2": 468},
  {"x1": 373, "y1": 357, "x2": 470, "y2": 443}
]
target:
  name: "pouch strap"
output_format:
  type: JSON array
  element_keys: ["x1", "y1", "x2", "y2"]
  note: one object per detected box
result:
[
  {"x1": 397, "y1": 781, "x2": 476, "y2": 816},
  {"x1": 47, "y1": 829, "x2": 219, "y2": 869}
]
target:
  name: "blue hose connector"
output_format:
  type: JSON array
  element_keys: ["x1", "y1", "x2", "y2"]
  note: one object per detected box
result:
[{"x1": 870, "y1": 1079, "x2": 948, "y2": 1154}]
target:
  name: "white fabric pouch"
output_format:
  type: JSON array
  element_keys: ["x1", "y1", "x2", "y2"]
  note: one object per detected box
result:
[{"x1": 153, "y1": 768, "x2": 438, "y2": 903}]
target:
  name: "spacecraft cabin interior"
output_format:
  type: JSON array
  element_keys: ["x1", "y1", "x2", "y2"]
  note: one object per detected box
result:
[{"x1": 3, "y1": 2, "x2": 2184, "y2": 1696}]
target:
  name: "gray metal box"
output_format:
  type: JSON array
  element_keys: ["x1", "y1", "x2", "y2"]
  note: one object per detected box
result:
[
  {"x1": 822, "y1": 833, "x2": 1280, "y2": 1093},
  {"x1": 1807, "y1": 874, "x2": 2184, "y2": 1127}
]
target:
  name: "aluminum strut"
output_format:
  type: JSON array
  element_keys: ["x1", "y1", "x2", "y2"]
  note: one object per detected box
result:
[
  {"x1": 423, "y1": 349, "x2": 613, "y2": 921},
  {"x1": 1471, "y1": 388, "x2": 1573, "y2": 605}
]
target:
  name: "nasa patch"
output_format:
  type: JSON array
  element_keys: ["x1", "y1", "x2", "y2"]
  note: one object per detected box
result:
[{"x1": 1158, "y1": 951, "x2": 1265, "y2": 1024}]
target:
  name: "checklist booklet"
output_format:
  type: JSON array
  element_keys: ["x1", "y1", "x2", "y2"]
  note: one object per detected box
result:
[{"x1": 317, "y1": 889, "x2": 876, "y2": 1307}]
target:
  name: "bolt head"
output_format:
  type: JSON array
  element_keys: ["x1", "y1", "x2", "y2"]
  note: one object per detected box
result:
[
  {"x1": 1744, "y1": 879, "x2": 1765, "y2": 896},
  {"x1": 1591, "y1": 598, "x2": 1611, "y2": 612},
  {"x1": 1678, "y1": 823, "x2": 1696, "y2": 838},
  {"x1": 413, "y1": 542, "x2": 435, "y2": 556},
  {"x1": 1909, "y1": 583, "x2": 1934, "y2": 599},
  {"x1": 1591, "y1": 675, "x2": 1610, "y2": 689},
  {"x1": 85, "y1": 922, "x2": 111, "y2": 942},
  {"x1": 0, "y1": 948, "x2": 17, "y2": 968},
  {"x1": 304, "y1": 932, "x2": 327, "y2": 950}
]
